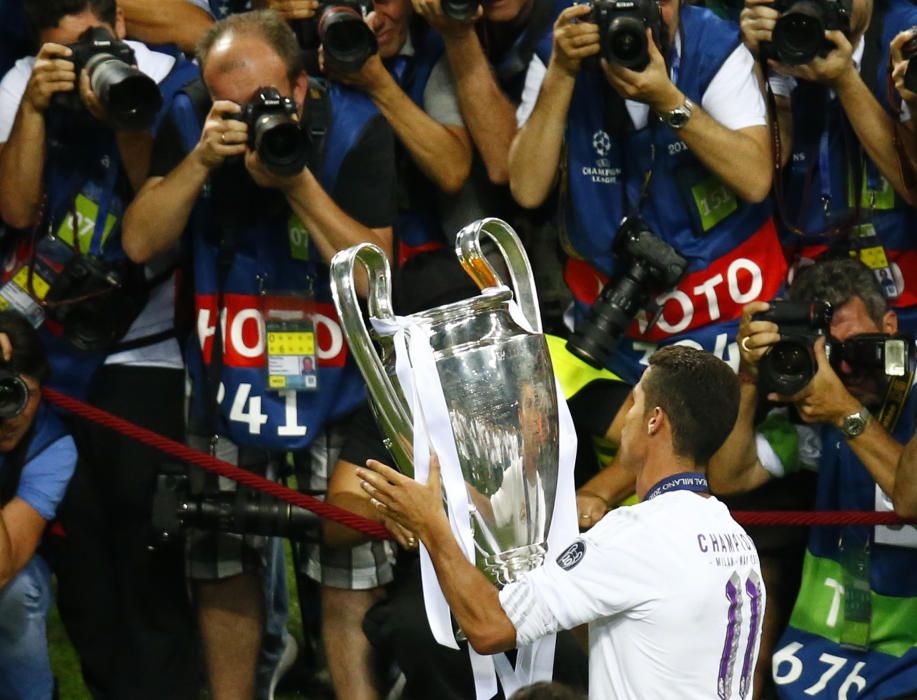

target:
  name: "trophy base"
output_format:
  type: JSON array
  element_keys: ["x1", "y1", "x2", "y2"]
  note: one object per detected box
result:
[{"x1": 483, "y1": 543, "x2": 547, "y2": 587}]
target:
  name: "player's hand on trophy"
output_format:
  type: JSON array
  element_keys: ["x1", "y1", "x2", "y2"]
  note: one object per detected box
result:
[
  {"x1": 358, "y1": 458, "x2": 446, "y2": 543},
  {"x1": 576, "y1": 489, "x2": 608, "y2": 530},
  {"x1": 383, "y1": 515, "x2": 420, "y2": 550}
]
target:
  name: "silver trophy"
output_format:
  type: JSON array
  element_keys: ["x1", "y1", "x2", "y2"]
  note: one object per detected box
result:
[{"x1": 330, "y1": 218, "x2": 559, "y2": 585}]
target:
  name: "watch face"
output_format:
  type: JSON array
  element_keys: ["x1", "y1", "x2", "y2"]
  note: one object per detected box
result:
[{"x1": 843, "y1": 413, "x2": 867, "y2": 437}]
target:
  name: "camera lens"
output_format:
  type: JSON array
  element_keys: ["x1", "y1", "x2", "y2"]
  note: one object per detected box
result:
[
  {"x1": 319, "y1": 5, "x2": 377, "y2": 72},
  {"x1": 253, "y1": 116, "x2": 309, "y2": 176},
  {"x1": 773, "y1": 1, "x2": 825, "y2": 65},
  {"x1": 86, "y1": 54, "x2": 163, "y2": 131},
  {"x1": 441, "y1": 0, "x2": 480, "y2": 20},
  {"x1": 0, "y1": 372, "x2": 28, "y2": 420},
  {"x1": 770, "y1": 342, "x2": 810, "y2": 376},
  {"x1": 605, "y1": 16, "x2": 650, "y2": 70}
]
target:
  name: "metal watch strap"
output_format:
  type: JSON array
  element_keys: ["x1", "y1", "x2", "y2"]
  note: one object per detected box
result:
[
  {"x1": 840, "y1": 407, "x2": 870, "y2": 439},
  {"x1": 659, "y1": 97, "x2": 695, "y2": 129}
]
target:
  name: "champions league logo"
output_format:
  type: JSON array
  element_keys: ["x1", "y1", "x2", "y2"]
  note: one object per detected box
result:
[
  {"x1": 583, "y1": 130, "x2": 619, "y2": 184},
  {"x1": 556, "y1": 540, "x2": 586, "y2": 571},
  {"x1": 592, "y1": 129, "x2": 611, "y2": 157}
]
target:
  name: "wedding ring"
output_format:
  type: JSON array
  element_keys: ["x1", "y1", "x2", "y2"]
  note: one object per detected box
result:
[
  {"x1": 407, "y1": 537, "x2": 417, "y2": 548},
  {"x1": 741, "y1": 336, "x2": 752, "y2": 352},
  {"x1": 220, "y1": 133, "x2": 225, "y2": 144},
  {"x1": 582, "y1": 513, "x2": 591, "y2": 520}
]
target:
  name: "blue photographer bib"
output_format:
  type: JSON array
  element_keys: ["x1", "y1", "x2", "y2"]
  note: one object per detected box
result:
[{"x1": 185, "y1": 81, "x2": 375, "y2": 451}]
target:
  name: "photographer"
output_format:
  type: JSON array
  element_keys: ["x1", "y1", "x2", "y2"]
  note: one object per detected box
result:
[
  {"x1": 710, "y1": 257, "x2": 917, "y2": 698},
  {"x1": 122, "y1": 10, "x2": 395, "y2": 700},
  {"x1": 0, "y1": 310, "x2": 77, "y2": 700},
  {"x1": 741, "y1": 0, "x2": 917, "y2": 331},
  {"x1": 509, "y1": 0, "x2": 783, "y2": 385},
  {"x1": 0, "y1": 1, "x2": 202, "y2": 697}
]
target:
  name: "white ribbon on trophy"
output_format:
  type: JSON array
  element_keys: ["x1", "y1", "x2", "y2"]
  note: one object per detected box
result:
[{"x1": 372, "y1": 289, "x2": 578, "y2": 700}]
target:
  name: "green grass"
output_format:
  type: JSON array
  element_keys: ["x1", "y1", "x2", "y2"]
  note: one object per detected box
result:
[{"x1": 48, "y1": 541, "x2": 333, "y2": 699}]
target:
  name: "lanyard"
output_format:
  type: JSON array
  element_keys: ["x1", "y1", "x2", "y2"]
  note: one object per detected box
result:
[{"x1": 643, "y1": 471, "x2": 709, "y2": 501}]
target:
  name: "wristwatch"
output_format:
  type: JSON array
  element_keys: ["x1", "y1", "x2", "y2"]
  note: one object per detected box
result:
[
  {"x1": 839, "y1": 407, "x2": 870, "y2": 439},
  {"x1": 658, "y1": 97, "x2": 695, "y2": 130}
]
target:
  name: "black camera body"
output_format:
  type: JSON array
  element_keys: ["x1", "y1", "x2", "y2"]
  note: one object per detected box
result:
[
  {"x1": 566, "y1": 216, "x2": 688, "y2": 368},
  {"x1": 769, "y1": 0, "x2": 851, "y2": 65},
  {"x1": 901, "y1": 27, "x2": 917, "y2": 94},
  {"x1": 53, "y1": 26, "x2": 162, "y2": 131},
  {"x1": 317, "y1": 0, "x2": 378, "y2": 72},
  {"x1": 590, "y1": 0, "x2": 664, "y2": 71},
  {"x1": 755, "y1": 300, "x2": 833, "y2": 395},
  {"x1": 0, "y1": 369, "x2": 29, "y2": 420},
  {"x1": 238, "y1": 87, "x2": 310, "y2": 177}
]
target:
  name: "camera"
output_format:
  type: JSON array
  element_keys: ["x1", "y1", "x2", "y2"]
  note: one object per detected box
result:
[
  {"x1": 769, "y1": 0, "x2": 851, "y2": 65},
  {"x1": 441, "y1": 0, "x2": 480, "y2": 20},
  {"x1": 755, "y1": 300, "x2": 833, "y2": 395},
  {"x1": 238, "y1": 87, "x2": 310, "y2": 177},
  {"x1": 0, "y1": 369, "x2": 29, "y2": 420},
  {"x1": 589, "y1": 0, "x2": 664, "y2": 71},
  {"x1": 318, "y1": 0, "x2": 378, "y2": 72},
  {"x1": 152, "y1": 472, "x2": 320, "y2": 543},
  {"x1": 52, "y1": 26, "x2": 163, "y2": 131},
  {"x1": 901, "y1": 27, "x2": 917, "y2": 94},
  {"x1": 566, "y1": 216, "x2": 688, "y2": 369}
]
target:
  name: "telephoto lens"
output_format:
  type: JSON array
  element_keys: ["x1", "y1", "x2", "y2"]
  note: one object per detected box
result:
[
  {"x1": 591, "y1": 0, "x2": 664, "y2": 71},
  {"x1": 441, "y1": 0, "x2": 481, "y2": 20},
  {"x1": 318, "y1": 0, "x2": 378, "y2": 72},
  {"x1": 755, "y1": 300, "x2": 833, "y2": 395},
  {"x1": 771, "y1": 0, "x2": 851, "y2": 65},
  {"x1": 240, "y1": 87, "x2": 311, "y2": 176}
]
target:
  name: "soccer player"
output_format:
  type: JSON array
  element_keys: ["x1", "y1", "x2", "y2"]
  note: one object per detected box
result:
[{"x1": 357, "y1": 345, "x2": 766, "y2": 699}]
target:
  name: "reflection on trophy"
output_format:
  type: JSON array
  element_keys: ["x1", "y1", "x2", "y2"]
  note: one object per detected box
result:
[{"x1": 331, "y1": 219, "x2": 560, "y2": 585}]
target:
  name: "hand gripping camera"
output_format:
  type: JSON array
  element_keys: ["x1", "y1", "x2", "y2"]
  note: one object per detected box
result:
[
  {"x1": 52, "y1": 26, "x2": 162, "y2": 131},
  {"x1": 238, "y1": 87, "x2": 310, "y2": 177},
  {"x1": 769, "y1": 0, "x2": 852, "y2": 65},
  {"x1": 901, "y1": 27, "x2": 917, "y2": 94},
  {"x1": 318, "y1": 0, "x2": 378, "y2": 72},
  {"x1": 589, "y1": 0, "x2": 664, "y2": 71},
  {"x1": 755, "y1": 301, "x2": 834, "y2": 395},
  {"x1": 566, "y1": 216, "x2": 688, "y2": 369}
]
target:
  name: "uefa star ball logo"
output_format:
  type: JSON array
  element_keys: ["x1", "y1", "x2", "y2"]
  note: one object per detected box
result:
[{"x1": 592, "y1": 129, "x2": 612, "y2": 157}]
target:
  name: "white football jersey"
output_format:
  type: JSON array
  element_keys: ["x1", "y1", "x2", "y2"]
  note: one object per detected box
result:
[{"x1": 499, "y1": 490, "x2": 765, "y2": 700}]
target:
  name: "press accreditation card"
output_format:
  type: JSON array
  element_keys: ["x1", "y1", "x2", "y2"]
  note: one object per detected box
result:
[
  {"x1": 262, "y1": 292, "x2": 318, "y2": 392},
  {"x1": 0, "y1": 235, "x2": 74, "y2": 328}
]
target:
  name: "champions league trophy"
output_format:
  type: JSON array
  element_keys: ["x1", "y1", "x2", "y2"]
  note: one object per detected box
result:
[{"x1": 330, "y1": 218, "x2": 561, "y2": 585}]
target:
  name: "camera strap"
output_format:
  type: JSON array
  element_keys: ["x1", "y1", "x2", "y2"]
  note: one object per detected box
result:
[
  {"x1": 878, "y1": 341, "x2": 916, "y2": 432},
  {"x1": 304, "y1": 78, "x2": 331, "y2": 172}
]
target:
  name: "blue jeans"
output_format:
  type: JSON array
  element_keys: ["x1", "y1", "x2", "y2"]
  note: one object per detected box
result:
[{"x1": 0, "y1": 555, "x2": 53, "y2": 700}]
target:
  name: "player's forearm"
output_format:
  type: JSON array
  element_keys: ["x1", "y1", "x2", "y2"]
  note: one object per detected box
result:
[
  {"x1": 323, "y1": 491, "x2": 377, "y2": 547},
  {"x1": 369, "y1": 76, "x2": 472, "y2": 194},
  {"x1": 0, "y1": 106, "x2": 47, "y2": 229},
  {"x1": 122, "y1": 152, "x2": 209, "y2": 262},
  {"x1": 421, "y1": 516, "x2": 517, "y2": 655},
  {"x1": 835, "y1": 67, "x2": 915, "y2": 204},
  {"x1": 120, "y1": 0, "x2": 214, "y2": 54},
  {"x1": 894, "y1": 433, "x2": 917, "y2": 518},
  {"x1": 445, "y1": 30, "x2": 517, "y2": 185},
  {"x1": 509, "y1": 60, "x2": 574, "y2": 209}
]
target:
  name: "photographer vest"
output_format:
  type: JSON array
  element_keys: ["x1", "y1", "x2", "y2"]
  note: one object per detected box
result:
[
  {"x1": 555, "y1": 6, "x2": 784, "y2": 383},
  {"x1": 0, "y1": 53, "x2": 200, "y2": 398},
  {"x1": 0, "y1": 403, "x2": 70, "y2": 507},
  {"x1": 773, "y1": 386, "x2": 917, "y2": 698},
  {"x1": 184, "y1": 81, "x2": 375, "y2": 451},
  {"x1": 782, "y1": 0, "x2": 917, "y2": 333}
]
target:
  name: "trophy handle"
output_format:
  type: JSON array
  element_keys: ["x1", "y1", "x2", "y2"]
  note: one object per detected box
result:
[
  {"x1": 455, "y1": 217, "x2": 542, "y2": 334},
  {"x1": 330, "y1": 243, "x2": 415, "y2": 477}
]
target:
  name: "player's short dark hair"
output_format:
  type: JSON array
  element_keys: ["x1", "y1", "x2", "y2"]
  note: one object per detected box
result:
[
  {"x1": 0, "y1": 311, "x2": 49, "y2": 382},
  {"x1": 790, "y1": 257, "x2": 887, "y2": 327},
  {"x1": 509, "y1": 681, "x2": 585, "y2": 700},
  {"x1": 197, "y1": 9, "x2": 305, "y2": 88},
  {"x1": 644, "y1": 345, "x2": 739, "y2": 466},
  {"x1": 25, "y1": 0, "x2": 116, "y2": 32}
]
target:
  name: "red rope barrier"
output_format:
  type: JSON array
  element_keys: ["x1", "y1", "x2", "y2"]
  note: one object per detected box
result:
[
  {"x1": 42, "y1": 387, "x2": 392, "y2": 541},
  {"x1": 42, "y1": 387, "x2": 917, "y2": 533}
]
